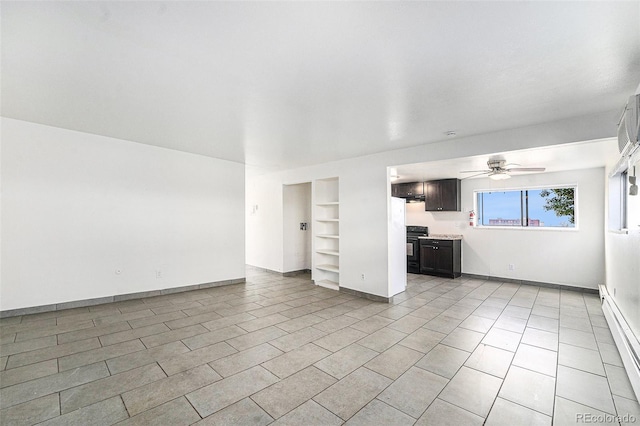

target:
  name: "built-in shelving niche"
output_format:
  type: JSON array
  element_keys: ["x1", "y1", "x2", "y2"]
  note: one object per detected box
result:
[{"x1": 314, "y1": 178, "x2": 339, "y2": 290}]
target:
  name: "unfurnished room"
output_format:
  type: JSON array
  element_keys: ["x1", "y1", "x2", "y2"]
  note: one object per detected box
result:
[{"x1": 1, "y1": 1, "x2": 640, "y2": 425}]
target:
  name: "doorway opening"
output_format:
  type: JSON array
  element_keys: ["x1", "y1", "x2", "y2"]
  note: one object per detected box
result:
[{"x1": 282, "y1": 183, "x2": 312, "y2": 275}]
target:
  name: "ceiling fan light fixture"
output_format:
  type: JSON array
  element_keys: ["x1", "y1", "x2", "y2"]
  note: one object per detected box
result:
[{"x1": 489, "y1": 172, "x2": 511, "y2": 180}]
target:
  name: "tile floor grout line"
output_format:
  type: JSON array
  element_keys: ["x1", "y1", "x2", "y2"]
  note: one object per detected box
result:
[
  {"x1": 549, "y1": 287, "x2": 563, "y2": 424},
  {"x1": 555, "y1": 389, "x2": 620, "y2": 417},
  {"x1": 118, "y1": 393, "x2": 132, "y2": 420},
  {"x1": 182, "y1": 393, "x2": 204, "y2": 420}
]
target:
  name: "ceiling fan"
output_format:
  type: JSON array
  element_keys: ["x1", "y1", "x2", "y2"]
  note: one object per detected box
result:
[{"x1": 460, "y1": 159, "x2": 546, "y2": 180}]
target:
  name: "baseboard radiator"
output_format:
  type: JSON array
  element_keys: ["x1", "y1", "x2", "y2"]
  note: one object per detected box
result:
[{"x1": 599, "y1": 285, "x2": 640, "y2": 400}]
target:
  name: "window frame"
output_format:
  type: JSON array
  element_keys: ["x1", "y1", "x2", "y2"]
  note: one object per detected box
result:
[
  {"x1": 608, "y1": 149, "x2": 640, "y2": 234},
  {"x1": 473, "y1": 184, "x2": 579, "y2": 231}
]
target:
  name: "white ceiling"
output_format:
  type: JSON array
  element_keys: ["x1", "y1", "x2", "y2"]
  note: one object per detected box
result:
[
  {"x1": 2, "y1": 1, "x2": 639, "y2": 171},
  {"x1": 390, "y1": 138, "x2": 620, "y2": 183}
]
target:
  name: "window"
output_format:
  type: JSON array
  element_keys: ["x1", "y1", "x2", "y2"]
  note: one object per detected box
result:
[
  {"x1": 609, "y1": 158, "x2": 640, "y2": 232},
  {"x1": 476, "y1": 186, "x2": 576, "y2": 228}
]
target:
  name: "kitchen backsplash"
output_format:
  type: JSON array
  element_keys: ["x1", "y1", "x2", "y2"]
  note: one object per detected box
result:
[{"x1": 406, "y1": 202, "x2": 468, "y2": 235}]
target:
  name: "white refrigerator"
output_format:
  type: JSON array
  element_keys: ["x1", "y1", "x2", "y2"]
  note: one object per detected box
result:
[{"x1": 389, "y1": 197, "x2": 407, "y2": 297}]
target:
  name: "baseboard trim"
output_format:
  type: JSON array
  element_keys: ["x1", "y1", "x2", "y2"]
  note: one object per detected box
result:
[
  {"x1": 283, "y1": 269, "x2": 311, "y2": 277},
  {"x1": 461, "y1": 273, "x2": 599, "y2": 294},
  {"x1": 0, "y1": 277, "x2": 246, "y2": 318},
  {"x1": 246, "y1": 265, "x2": 311, "y2": 277},
  {"x1": 339, "y1": 287, "x2": 391, "y2": 303},
  {"x1": 599, "y1": 285, "x2": 640, "y2": 401}
]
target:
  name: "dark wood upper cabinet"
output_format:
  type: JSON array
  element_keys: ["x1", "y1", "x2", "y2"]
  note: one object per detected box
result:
[
  {"x1": 391, "y1": 182, "x2": 424, "y2": 200},
  {"x1": 424, "y1": 178, "x2": 461, "y2": 211}
]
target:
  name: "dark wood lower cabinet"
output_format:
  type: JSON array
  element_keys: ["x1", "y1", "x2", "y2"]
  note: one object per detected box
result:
[{"x1": 419, "y1": 239, "x2": 461, "y2": 278}]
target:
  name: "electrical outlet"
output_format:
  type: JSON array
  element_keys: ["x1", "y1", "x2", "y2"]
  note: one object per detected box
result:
[
  {"x1": 156, "y1": 270, "x2": 162, "y2": 279},
  {"x1": 361, "y1": 273, "x2": 365, "y2": 281},
  {"x1": 508, "y1": 264, "x2": 515, "y2": 271}
]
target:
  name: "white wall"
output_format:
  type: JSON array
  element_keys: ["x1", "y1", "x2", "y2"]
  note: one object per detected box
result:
[
  {"x1": 247, "y1": 157, "x2": 391, "y2": 296},
  {"x1": 1, "y1": 118, "x2": 245, "y2": 311},
  {"x1": 407, "y1": 168, "x2": 606, "y2": 289},
  {"x1": 246, "y1": 171, "x2": 285, "y2": 272},
  {"x1": 246, "y1": 111, "x2": 616, "y2": 298},
  {"x1": 605, "y1": 152, "x2": 640, "y2": 338},
  {"x1": 283, "y1": 183, "x2": 312, "y2": 272}
]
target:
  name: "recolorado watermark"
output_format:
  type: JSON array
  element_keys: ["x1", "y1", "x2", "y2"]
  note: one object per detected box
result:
[{"x1": 576, "y1": 413, "x2": 637, "y2": 423}]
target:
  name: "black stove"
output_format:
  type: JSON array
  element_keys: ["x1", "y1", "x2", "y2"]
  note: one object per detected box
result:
[
  {"x1": 407, "y1": 226, "x2": 429, "y2": 238},
  {"x1": 406, "y1": 226, "x2": 428, "y2": 273}
]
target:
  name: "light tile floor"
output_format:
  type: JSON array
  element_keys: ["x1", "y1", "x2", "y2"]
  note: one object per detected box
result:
[{"x1": 1, "y1": 268, "x2": 639, "y2": 425}]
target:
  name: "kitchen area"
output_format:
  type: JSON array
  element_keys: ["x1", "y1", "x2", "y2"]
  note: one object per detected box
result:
[
  {"x1": 393, "y1": 178, "x2": 464, "y2": 281},
  {"x1": 388, "y1": 141, "x2": 611, "y2": 295}
]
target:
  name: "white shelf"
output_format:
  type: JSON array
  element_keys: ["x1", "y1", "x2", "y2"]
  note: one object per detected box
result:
[
  {"x1": 316, "y1": 264, "x2": 339, "y2": 273},
  {"x1": 316, "y1": 280, "x2": 339, "y2": 290},
  {"x1": 316, "y1": 249, "x2": 339, "y2": 256},
  {"x1": 314, "y1": 177, "x2": 339, "y2": 291}
]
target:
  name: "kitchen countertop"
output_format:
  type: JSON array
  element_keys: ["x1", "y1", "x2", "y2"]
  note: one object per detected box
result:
[{"x1": 418, "y1": 234, "x2": 463, "y2": 240}]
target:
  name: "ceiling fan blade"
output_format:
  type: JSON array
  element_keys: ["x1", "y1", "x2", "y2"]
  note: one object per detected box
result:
[
  {"x1": 506, "y1": 167, "x2": 546, "y2": 172},
  {"x1": 461, "y1": 172, "x2": 491, "y2": 180},
  {"x1": 460, "y1": 170, "x2": 490, "y2": 174}
]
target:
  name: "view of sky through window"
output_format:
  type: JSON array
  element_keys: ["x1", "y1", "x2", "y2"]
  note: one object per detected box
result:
[{"x1": 477, "y1": 188, "x2": 575, "y2": 227}]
